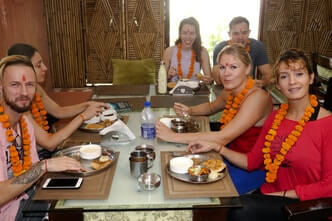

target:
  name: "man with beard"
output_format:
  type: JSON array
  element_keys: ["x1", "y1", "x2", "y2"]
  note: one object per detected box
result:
[
  {"x1": 0, "y1": 55, "x2": 84, "y2": 221},
  {"x1": 212, "y1": 16, "x2": 272, "y2": 87}
]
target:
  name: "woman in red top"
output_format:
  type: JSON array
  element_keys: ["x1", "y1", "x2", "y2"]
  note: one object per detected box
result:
[
  {"x1": 157, "y1": 44, "x2": 272, "y2": 194},
  {"x1": 187, "y1": 48, "x2": 332, "y2": 220}
]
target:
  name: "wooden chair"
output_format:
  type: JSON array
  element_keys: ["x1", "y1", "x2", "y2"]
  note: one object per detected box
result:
[
  {"x1": 284, "y1": 53, "x2": 332, "y2": 220},
  {"x1": 323, "y1": 77, "x2": 332, "y2": 111},
  {"x1": 284, "y1": 198, "x2": 332, "y2": 221},
  {"x1": 312, "y1": 53, "x2": 332, "y2": 111}
]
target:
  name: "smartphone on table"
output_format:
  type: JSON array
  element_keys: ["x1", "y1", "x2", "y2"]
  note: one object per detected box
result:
[{"x1": 42, "y1": 177, "x2": 83, "y2": 189}]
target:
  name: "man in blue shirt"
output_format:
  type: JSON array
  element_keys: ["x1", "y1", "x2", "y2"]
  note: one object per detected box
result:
[{"x1": 212, "y1": 16, "x2": 272, "y2": 87}]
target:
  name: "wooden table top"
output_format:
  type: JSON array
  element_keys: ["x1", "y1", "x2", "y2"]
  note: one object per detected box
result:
[{"x1": 94, "y1": 84, "x2": 150, "y2": 96}]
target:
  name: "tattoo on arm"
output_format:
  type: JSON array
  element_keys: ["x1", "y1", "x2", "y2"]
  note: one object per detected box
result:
[{"x1": 11, "y1": 161, "x2": 45, "y2": 184}]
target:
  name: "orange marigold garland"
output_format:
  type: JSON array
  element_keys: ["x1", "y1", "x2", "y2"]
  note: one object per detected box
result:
[
  {"x1": 176, "y1": 43, "x2": 196, "y2": 79},
  {"x1": 228, "y1": 39, "x2": 251, "y2": 52},
  {"x1": 219, "y1": 77, "x2": 255, "y2": 129},
  {"x1": 262, "y1": 95, "x2": 318, "y2": 183},
  {"x1": 31, "y1": 93, "x2": 50, "y2": 131},
  {"x1": 0, "y1": 105, "x2": 32, "y2": 176}
]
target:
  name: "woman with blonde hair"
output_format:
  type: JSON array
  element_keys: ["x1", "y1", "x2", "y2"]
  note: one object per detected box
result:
[
  {"x1": 187, "y1": 48, "x2": 332, "y2": 220},
  {"x1": 157, "y1": 44, "x2": 273, "y2": 193}
]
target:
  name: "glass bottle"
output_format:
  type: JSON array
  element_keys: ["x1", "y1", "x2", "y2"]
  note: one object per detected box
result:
[{"x1": 157, "y1": 61, "x2": 167, "y2": 94}]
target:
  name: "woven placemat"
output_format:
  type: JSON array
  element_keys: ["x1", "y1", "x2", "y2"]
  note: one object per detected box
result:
[
  {"x1": 33, "y1": 152, "x2": 119, "y2": 200},
  {"x1": 160, "y1": 151, "x2": 238, "y2": 199}
]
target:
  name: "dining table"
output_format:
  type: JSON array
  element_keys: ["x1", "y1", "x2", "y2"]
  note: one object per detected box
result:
[{"x1": 23, "y1": 84, "x2": 240, "y2": 221}]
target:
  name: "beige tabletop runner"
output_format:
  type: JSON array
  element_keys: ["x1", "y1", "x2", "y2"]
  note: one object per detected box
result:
[
  {"x1": 33, "y1": 152, "x2": 119, "y2": 200},
  {"x1": 160, "y1": 151, "x2": 238, "y2": 199},
  {"x1": 150, "y1": 95, "x2": 209, "y2": 108},
  {"x1": 94, "y1": 84, "x2": 150, "y2": 96},
  {"x1": 93, "y1": 97, "x2": 146, "y2": 112}
]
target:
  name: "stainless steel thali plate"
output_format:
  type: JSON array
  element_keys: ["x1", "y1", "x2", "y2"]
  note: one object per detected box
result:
[
  {"x1": 54, "y1": 145, "x2": 117, "y2": 176},
  {"x1": 165, "y1": 154, "x2": 226, "y2": 184}
]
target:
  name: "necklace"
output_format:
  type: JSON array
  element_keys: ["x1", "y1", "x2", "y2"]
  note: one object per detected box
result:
[
  {"x1": 262, "y1": 95, "x2": 318, "y2": 183},
  {"x1": 228, "y1": 40, "x2": 251, "y2": 52},
  {"x1": 219, "y1": 77, "x2": 255, "y2": 129},
  {"x1": 176, "y1": 43, "x2": 196, "y2": 79},
  {"x1": 31, "y1": 93, "x2": 50, "y2": 132},
  {"x1": 0, "y1": 105, "x2": 32, "y2": 176}
]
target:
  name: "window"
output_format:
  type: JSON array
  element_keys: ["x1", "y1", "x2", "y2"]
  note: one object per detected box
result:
[{"x1": 169, "y1": 0, "x2": 261, "y2": 62}]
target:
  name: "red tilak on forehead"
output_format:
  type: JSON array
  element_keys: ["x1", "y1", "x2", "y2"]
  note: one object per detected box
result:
[
  {"x1": 22, "y1": 75, "x2": 26, "y2": 82},
  {"x1": 225, "y1": 63, "x2": 229, "y2": 67}
]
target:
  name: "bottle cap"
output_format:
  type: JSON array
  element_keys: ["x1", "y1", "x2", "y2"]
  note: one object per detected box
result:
[{"x1": 144, "y1": 101, "x2": 151, "y2": 107}]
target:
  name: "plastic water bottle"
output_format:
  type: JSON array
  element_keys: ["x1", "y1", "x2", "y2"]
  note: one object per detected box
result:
[{"x1": 141, "y1": 101, "x2": 156, "y2": 139}]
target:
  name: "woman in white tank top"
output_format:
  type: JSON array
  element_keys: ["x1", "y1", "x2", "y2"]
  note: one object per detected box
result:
[{"x1": 163, "y1": 17, "x2": 212, "y2": 83}]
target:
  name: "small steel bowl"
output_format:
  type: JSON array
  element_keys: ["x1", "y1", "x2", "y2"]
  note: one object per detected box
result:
[
  {"x1": 137, "y1": 173, "x2": 161, "y2": 191},
  {"x1": 171, "y1": 118, "x2": 187, "y2": 133},
  {"x1": 188, "y1": 165, "x2": 210, "y2": 182},
  {"x1": 171, "y1": 118, "x2": 187, "y2": 125}
]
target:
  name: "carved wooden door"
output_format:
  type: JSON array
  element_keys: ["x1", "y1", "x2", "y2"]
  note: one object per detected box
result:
[
  {"x1": 44, "y1": 0, "x2": 165, "y2": 86},
  {"x1": 83, "y1": 0, "x2": 123, "y2": 83},
  {"x1": 260, "y1": 0, "x2": 332, "y2": 65},
  {"x1": 125, "y1": 0, "x2": 164, "y2": 61},
  {"x1": 84, "y1": 0, "x2": 164, "y2": 84}
]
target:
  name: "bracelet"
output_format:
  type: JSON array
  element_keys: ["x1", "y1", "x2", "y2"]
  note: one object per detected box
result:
[
  {"x1": 44, "y1": 160, "x2": 48, "y2": 172},
  {"x1": 79, "y1": 114, "x2": 86, "y2": 121},
  {"x1": 283, "y1": 190, "x2": 287, "y2": 197}
]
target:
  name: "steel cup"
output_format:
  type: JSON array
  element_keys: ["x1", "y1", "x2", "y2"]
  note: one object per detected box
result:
[
  {"x1": 130, "y1": 150, "x2": 147, "y2": 162},
  {"x1": 129, "y1": 157, "x2": 148, "y2": 177},
  {"x1": 135, "y1": 144, "x2": 155, "y2": 168}
]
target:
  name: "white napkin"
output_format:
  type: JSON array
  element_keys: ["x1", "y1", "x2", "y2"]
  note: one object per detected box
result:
[
  {"x1": 160, "y1": 117, "x2": 174, "y2": 128},
  {"x1": 84, "y1": 107, "x2": 117, "y2": 124},
  {"x1": 99, "y1": 119, "x2": 136, "y2": 140},
  {"x1": 101, "y1": 109, "x2": 117, "y2": 121},
  {"x1": 169, "y1": 80, "x2": 199, "y2": 94},
  {"x1": 84, "y1": 115, "x2": 101, "y2": 124}
]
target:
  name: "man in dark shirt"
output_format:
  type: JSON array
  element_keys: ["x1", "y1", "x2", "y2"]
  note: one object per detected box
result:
[{"x1": 212, "y1": 16, "x2": 272, "y2": 87}]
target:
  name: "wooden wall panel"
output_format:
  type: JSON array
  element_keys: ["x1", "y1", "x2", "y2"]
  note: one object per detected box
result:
[
  {"x1": 84, "y1": 0, "x2": 123, "y2": 83},
  {"x1": 44, "y1": 0, "x2": 85, "y2": 88},
  {"x1": 82, "y1": 0, "x2": 164, "y2": 84},
  {"x1": 260, "y1": 0, "x2": 332, "y2": 65},
  {"x1": 0, "y1": 0, "x2": 51, "y2": 90},
  {"x1": 125, "y1": 0, "x2": 164, "y2": 64}
]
